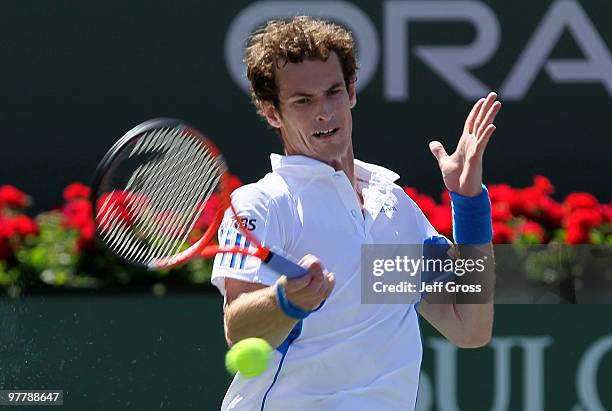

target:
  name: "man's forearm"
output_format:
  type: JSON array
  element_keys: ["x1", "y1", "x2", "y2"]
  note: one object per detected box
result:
[
  {"x1": 453, "y1": 242, "x2": 495, "y2": 343},
  {"x1": 224, "y1": 284, "x2": 298, "y2": 348}
]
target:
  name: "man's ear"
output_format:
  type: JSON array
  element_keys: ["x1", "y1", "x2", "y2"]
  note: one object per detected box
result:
[
  {"x1": 260, "y1": 101, "x2": 282, "y2": 129},
  {"x1": 348, "y1": 82, "x2": 357, "y2": 109}
]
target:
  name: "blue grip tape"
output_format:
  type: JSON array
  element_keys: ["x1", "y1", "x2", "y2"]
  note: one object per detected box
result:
[{"x1": 266, "y1": 252, "x2": 308, "y2": 279}]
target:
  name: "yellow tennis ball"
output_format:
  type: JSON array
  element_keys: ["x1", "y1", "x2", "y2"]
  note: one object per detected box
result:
[{"x1": 225, "y1": 338, "x2": 272, "y2": 378}]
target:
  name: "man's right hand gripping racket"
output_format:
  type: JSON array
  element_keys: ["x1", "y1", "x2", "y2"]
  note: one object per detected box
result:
[{"x1": 90, "y1": 118, "x2": 307, "y2": 279}]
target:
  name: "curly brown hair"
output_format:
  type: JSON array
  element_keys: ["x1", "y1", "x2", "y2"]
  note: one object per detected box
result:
[{"x1": 244, "y1": 16, "x2": 358, "y2": 118}]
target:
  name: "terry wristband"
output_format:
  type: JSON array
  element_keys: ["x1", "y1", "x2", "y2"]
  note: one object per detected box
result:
[
  {"x1": 449, "y1": 184, "x2": 493, "y2": 245},
  {"x1": 276, "y1": 283, "x2": 313, "y2": 320}
]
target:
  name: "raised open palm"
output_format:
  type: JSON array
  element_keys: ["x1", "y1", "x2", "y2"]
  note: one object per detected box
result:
[{"x1": 429, "y1": 92, "x2": 502, "y2": 197}]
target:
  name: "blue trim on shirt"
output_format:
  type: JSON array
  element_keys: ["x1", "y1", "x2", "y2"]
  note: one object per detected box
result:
[
  {"x1": 413, "y1": 304, "x2": 424, "y2": 410},
  {"x1": 221, "y1": 231, "x2": 233, "y2": 266},
  {"x1": 239, "y1": 239, "x2": 250, "y2": 269},
  {"x1": 275, "y1": 321, "x2": 302, "y2": 355},
  {"x1": 260, "y1": 322, "x2": 303, "y2": 411},
  {"x1": 229, "y1": 233, "x2": 242, "y2": 268}
]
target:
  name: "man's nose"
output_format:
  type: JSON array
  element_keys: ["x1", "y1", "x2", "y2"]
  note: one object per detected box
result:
[{"x1": 316, "y1": 99, "x2": 334, "y2": 122}]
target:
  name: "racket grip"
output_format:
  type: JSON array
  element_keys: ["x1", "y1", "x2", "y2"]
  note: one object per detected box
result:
[{"x1": 265, "y1": 251, "x2": 308, "y2": 279}]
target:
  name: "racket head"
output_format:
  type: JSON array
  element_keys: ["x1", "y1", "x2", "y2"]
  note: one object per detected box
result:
[{"x1": 90, "y1": 118, "x2": 231, "y2": 269}]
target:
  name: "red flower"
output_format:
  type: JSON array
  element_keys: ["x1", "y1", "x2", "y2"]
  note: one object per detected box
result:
[
  {"x1": 493, "y1": 222, "x2": 514, "y2": 244},
  {"x1": 0, "y1": 216, "x2": 15, "y2": 238},
  {"x1": 564, "y1": 208, "x2": 603, "y2": 230},
  {"x1": 63, "y1": 182, "x2": 91, "y2": 202},
  {"x1": 403, "y1": 187, "x2": 437, "y2": 219},
  {"x1": 489, "y1": 184, "x2": 531, "y2": 218},
  {"x1": 195, "y1": 194, "x2": 221, "y2": 230},
  {"x1": 414, "y1": 194, "x2": 437, "y2": 219},
  {"x1": 601, "y1": 204, "x2": 612, "y2": 222},
  {"x1": 440, "y1": 189, "x2": 451, "y2": 205},
  {"x1": 564, "y1": 193, "x2": 598, "y2": 212},
  {"x1": 61, "y1": 198, "x2": 96, "y2": 250},
  {"x1": 538, "y1": 197, "x2": 564, "y2": 227},
  {"x1": 488, "y1": 184, "x2": 515, "y2": 205},
  {"x1": 566, "y1": 224, "x2": 590, "y2": 244},
  {"x1": 0, "y1": 185, "x2": 29, "y2": 208},
  {"x1": 492, "y1": 203, "x2": 513, "y2": 223},
  {"x1": 63, "y1": 199, "x2": 93, "y2": 230},
  {"x1": 403, "y1": 186, "x2": 419, "y2": 200},
  {"x1": 513, "y1": 187, "x2": 545, "y2": 217},
  {"x1": 96, "y1": 191, "x2": 146, "y2": 232},
  {"x1": 0, "y1": 217, "x2": 12, "y2": 260},
  {"x1": 5, "y1": 215, "x2": 38, "y2": 237},
  {"x1": 77, "y1": 222, "x2": 96, "y2": 250},
  {"x1": 229, "y1": 175, "x2": 243, "y2": 192},
  {"x1": 533, "y1": 175, "x2": 554, "y2": 195},
  {"x1": 518, "y1": 220, "x2": 546, "y2": 243},
  {"x1": 429, "y1": 205, "x2": 452, "y2": 238}
]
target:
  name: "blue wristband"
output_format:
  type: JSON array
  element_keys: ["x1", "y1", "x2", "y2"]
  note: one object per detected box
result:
[
  {"x1": 276, "y1": 284, "x2": 313, "y2": 320},
  {"x1": 449, "y1": 184, "x2": 493, "y2": 245}
]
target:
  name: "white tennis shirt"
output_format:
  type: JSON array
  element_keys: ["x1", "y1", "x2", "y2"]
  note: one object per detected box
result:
[{"x1": 212, "y1": 154, "x2": 439, "y2": 411}]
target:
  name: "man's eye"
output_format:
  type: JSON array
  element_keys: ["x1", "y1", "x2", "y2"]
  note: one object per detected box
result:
[
  {"x1": 295, "y1": 98, "x2": 310, "y2": 105},
  {"x1": 329, "y1": 88, "x2": 343, "y2": 95}
]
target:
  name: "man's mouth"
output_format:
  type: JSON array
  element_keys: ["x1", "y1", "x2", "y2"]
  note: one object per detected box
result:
[{"x1": 313, "y1": 128, "x2": 339, "y2": 138}]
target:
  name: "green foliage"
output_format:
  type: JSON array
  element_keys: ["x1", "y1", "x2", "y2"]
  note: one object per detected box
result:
[
  {"x1": 2, "y1": 211, "x2": 215, "y2": 292},
  {"x1": 15, "y1": 211, "x2": 92, "y2": 287}
]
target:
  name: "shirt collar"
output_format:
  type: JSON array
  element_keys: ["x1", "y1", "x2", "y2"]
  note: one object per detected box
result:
[
  {"x1": 354, "y1": 159, "x2": 401, "y2": 184},
  {"x1": 270, "y1": 153, "x2": 400, "y2": 184}
]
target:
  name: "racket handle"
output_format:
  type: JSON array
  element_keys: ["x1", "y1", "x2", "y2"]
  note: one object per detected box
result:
[{"x1": 265, "y1": 251, "x2": 308, "y2": 279}]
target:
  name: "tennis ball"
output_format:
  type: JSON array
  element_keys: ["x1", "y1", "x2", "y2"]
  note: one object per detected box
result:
[{"x1": 225, "y1": 337, "x2": 272, "y2": 378}]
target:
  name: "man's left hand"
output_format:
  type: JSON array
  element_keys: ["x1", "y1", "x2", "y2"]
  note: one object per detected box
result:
[{"x1": 429, "y1": 92, "x2": 502, "y2": 197}]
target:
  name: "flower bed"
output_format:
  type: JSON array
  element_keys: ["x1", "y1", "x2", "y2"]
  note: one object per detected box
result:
[
  {"x1": 404, "y1": 176, "x2": 611, "y2": 245},
  {"x1": 0, "y1": 176, "x2": 610, "y2": 291}
]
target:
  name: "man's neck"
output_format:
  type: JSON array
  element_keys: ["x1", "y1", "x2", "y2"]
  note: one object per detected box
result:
[
  {"x1": 328, "y1": 153, "x2": 364, "y2": 209},
  {"x1": 283, "y1": 148, "x2": 363, "y2": 207}
]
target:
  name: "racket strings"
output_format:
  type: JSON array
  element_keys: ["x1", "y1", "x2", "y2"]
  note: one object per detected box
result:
[
  {"x1": 127, "y1": 129, "x2": 201, "y2": 262},
  {"x1": 163, "y1": 152, "x2": 222, "y2": 257},
  {"x1": 138, "y1": 139, "x2": 221, "y2": 262},
  {"x1": 97, "y1": 128, "x2": 224, "y2": 266},
  {"x1": 109, "y1": 134, "x2": 219, "y2": 264},
  {"x1": 136, "y1": 132, "x2": 220, "y2": 261},
  {"x1": 106, "y1": 128, "x2": 182, "y2": 261},
  {"x1": 97, "y1": 128, "x2": 173, "y2": 257},
  {"x1": 101, "y1": 128, "x2": 186, "y2": 262}
]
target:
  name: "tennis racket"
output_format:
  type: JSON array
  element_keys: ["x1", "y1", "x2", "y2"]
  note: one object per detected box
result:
[{"x1": 90, "y1": 118, "x2": 307, "y2": 278}]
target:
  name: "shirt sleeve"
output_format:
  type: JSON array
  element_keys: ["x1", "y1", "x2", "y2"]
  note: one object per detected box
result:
[{"x1": 210, "y1": 185, "x2": 289, "y2": 297}]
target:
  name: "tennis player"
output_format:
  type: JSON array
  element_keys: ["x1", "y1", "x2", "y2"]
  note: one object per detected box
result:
[{"x1": 212, "y1": 16, "x2": 499, "y2": 410}]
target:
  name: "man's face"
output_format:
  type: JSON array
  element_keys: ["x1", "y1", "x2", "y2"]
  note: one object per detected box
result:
[{"x1": 263, "y1": 52, "x2": 357, "y2": 164}]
